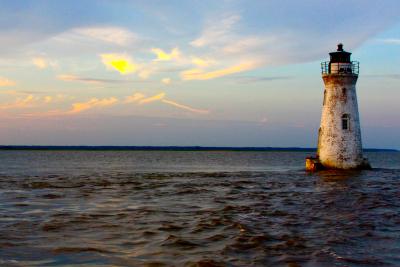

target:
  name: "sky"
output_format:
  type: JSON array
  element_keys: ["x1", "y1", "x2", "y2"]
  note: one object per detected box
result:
[{"x1": 0, "y1": 0, "x2": 399, "y2": 148}]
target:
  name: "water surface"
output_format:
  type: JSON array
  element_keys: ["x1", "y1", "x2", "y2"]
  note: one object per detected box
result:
[{"x1": 0, "y1": 151, "x2": 399, "y2": 266}]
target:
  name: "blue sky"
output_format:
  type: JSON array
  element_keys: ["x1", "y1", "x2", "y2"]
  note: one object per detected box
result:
[{"x1": 0, "y1": 0, "x2": 399, "y2": 148}]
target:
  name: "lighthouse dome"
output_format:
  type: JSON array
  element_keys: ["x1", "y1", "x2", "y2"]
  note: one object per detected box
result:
[{"x1": 329, "y1": 43, "x2": 351, "y2": 63}]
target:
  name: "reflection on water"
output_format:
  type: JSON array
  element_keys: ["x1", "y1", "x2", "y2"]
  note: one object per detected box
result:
[{"x1": 0, "y1": 151, "x2": 399, "y2": 266}]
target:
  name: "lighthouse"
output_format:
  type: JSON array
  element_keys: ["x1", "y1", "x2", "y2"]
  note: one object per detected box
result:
[{"x1": 306, "y1": 44, "x2": 370, "y2": 171}]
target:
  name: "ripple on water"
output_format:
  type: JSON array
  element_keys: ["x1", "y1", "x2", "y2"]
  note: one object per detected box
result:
[{"x1": 0, "y1": 151, "x2": 400, "y2": 266}]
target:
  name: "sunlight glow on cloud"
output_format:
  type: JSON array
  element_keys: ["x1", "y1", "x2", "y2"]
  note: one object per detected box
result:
[
  {"x1": 0, "y1": 77, "x2": 16, "y2": 87},
  {"x1": 68, "y1": 97, "x2": 118, "y2": 114},
  {"x1": 100, "y1": 54, "x2": 138, "y2": 75},
  {"x1": 181, "y1": 62, "x2": 257, "y2": 80},
  {"x1": 32, "y1": 57, "x2": 57, "y2": 69},
  {"x1": 162, "y1": 78, "x2": 171, "y2": 85},
  {"x1": 32, "y1": 57, "x2": 47, "y2": 69},
  {"x1": 191, "y1": 57, "x2": 216, "y2": 67},
  {"x1": 151, "y1": 48, "x2": 180, "y2": 61}
]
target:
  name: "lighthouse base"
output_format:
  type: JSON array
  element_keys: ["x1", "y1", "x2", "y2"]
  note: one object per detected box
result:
[
  {"x1": 305, "y1": 157, "x2": 325, "y2": 171},
  {"x1": 305, "y1": 156, "x2": 371, "y2": 172}
]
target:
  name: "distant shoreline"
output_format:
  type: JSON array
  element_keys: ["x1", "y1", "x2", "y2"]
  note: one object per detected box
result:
[{"x1": 0, "y1": 146, "x2": 397, "y2": 152}]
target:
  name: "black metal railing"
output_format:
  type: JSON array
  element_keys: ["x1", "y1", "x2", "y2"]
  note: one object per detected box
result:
[{"x1": 321, "y1": 61, "x2": 359, "y2": 75}]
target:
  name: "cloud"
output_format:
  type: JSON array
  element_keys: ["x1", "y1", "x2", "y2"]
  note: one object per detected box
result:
[
  {"x1": 57, "y1": 74, "x2": 90, "y2": 83},
  {"x1": 57, "y1": 74, "x2": 101, "y2": 84},
  {"x1": 188, "y1": 7, "x2": 400, "y2": 70},
  {"x1": 0, "y1": 94, "x2": 71, "y2": 111},
  {"x1": 44, "y1": 94, "x2": 69, "y2": 103},
  {"x1": 124, "y1": 92, "x2": 209, "y2": 114},
  {"x1": 72, "y1": 26, "x2": 136, "y2": 46},
  {"x1": 100, "y1": 54, "x2": 153, "y2": 79},
  {"x1": 222, "y1": 36, "x2": 270, "y2": 54},
  {"x1": 181, "y1": 61, "x2": 258, "y2": 80},
  {"x1": 191, "y1": 57, "x2": 216, "y2": 67},
  {"x1": 57, "y1": 74, "x2": 148, "y2": 84},
  {"x1": 139, "y1": 92, "x2": 166, "y2": 104},
  {"x1": 364, "y1": 74, "x2": 400, "y2": 80},
  {"x1": 0, "y1": 95, "x2": 38, "y2": 109},
  {"x1": 259, "y1": 117, "x2": 268, "y2": 125},
  {"x1": 0, "y1": 77, "x2": 16, "y2": 87},
  {"x1": 32, "y1": 57, "x2": 48, "y2": 69},
  {"x1": 162, "y1": 78, "x2": 171, "y2": 85},
  {"x1": 151, "y1": 47, "x2": 180, "y2": 61},
  {"x1": 191, "y1": 14, "x2": 240, "y2": 47},
  {"x1": 233, "y1": 75, "x2": 292, "y2": 84},
  {"x1": 68, "y1": 97, "x2": 118, "y2": 114},
  {"x1": 32, "y1": 57, "x2": 57, "y2": 69},
  {"x1": 379, "y1": 38, "x2": 400, "y2": 45},
  {"x1": 124, "y1": 93, "x2": 145, "y2": 103},
  {"x1": 44, "y1": 96, "x2": 53, "y2": 103},
  {"x1": 0, "y1": 90, "x2": 20, "y2": 95},
  {"x1": 137, "y1": 69, "x2": 153, "y2": 80},
  {"x1": 100, "y1": 54, "x2": 138, "y2": 75},
  {"x1": 124, "y1": 92, "x2": 165, "y2": 105},
  {"x1": 161, "y1": 99, "x2": 209, "y2": 114}
]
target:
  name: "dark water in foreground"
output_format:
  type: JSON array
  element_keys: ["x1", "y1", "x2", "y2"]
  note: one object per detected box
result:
[{"x1": 0, "y1": 151, "x2": 399, "y2": 267}]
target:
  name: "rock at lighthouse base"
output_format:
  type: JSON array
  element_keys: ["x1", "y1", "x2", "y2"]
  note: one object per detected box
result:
[
  {"x1": 305, "y1": 157, "x2": 324, "y2": 171},
  {"x1": 305, "y1": 156, "x2": 371, "y2": 172}
]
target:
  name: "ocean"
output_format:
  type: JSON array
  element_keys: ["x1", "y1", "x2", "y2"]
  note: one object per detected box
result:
[{"x1": 0, "y1": 150, "x2": 399, "y2": 266}]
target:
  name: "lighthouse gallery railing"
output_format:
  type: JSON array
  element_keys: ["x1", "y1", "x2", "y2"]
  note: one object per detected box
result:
[{"x1": 321, "y1": 61, "x2": 359, "y2": 75}]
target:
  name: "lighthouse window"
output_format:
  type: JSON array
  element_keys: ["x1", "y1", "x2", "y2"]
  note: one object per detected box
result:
[
  {"x1": 323, "y1": 90, "x2": 326, "y2": 105},
  {"x1": 342, "y1": 88, "x2": 347, "y2": 102},
  {"x1": 342, "y1": 114, "x2": 350, "y2": 130}
]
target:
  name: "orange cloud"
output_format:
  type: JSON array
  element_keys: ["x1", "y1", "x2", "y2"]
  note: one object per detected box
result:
[
  {"x1": 124, "y1": 92, "x2": 165, "y2": 105},
  {"x1": 124, "y1": 93, "x2": 145, "y2": 103},
  {"x1": 181, "y1": 62, "x2": 257, "y2": 80},
  {"x1": 0, "y1": 95, "x2": 38, "y2": 109},
  {"x1": 32, "y1": 57, "x2": 57, "y2": 69},
  {"x1": 161, "y1": 99, "x2": 209, "y2": 114},
  {"x1": 0, "y1": 94, "x2": 71, "y2": 111},
  {"x1": 124, "y1": 91, "x2": 209, "y2": 114},
  {"x1": 139, "y1": 92, "x2": 166, "y2": 104},
  {"x1": 0, "y1": 77, "x2": 16, "y2": 87},
  {"x1": 162, "y1": 78, "x2": 171, "y2": 85},
  {"x1": 68, "y1": 97, "x2": 118, "y2": 114}
]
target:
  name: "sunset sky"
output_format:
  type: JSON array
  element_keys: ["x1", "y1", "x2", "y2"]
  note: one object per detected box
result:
[{"x1": 0, "y1": 0, "x2": 399, "y2": 148}]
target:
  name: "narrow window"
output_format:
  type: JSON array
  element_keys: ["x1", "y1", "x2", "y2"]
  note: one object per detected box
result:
[
  {"x1": 323, "y1": 90, "x2": 326, "y2": 105},
  {"x1": 342, "y1": 88, "x2": 347, "y2": 103},
  {"x1": 342, "y1": 114, "x2": 349, "y2": 130}
]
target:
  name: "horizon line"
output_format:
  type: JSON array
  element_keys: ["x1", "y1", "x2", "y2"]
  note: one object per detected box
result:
[{"x1": 0, "y1": 145, "x2": 397, "y2": 152}]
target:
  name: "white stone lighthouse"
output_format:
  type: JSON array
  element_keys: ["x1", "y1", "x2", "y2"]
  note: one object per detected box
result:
[{"x1": 306, "y1": 43, "x2": 370, "y2": 171}]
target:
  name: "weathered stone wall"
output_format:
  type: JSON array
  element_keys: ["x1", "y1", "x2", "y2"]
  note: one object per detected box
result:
[{"x1": 317, "y1": 74, "x2": 364, "y2": 169}]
